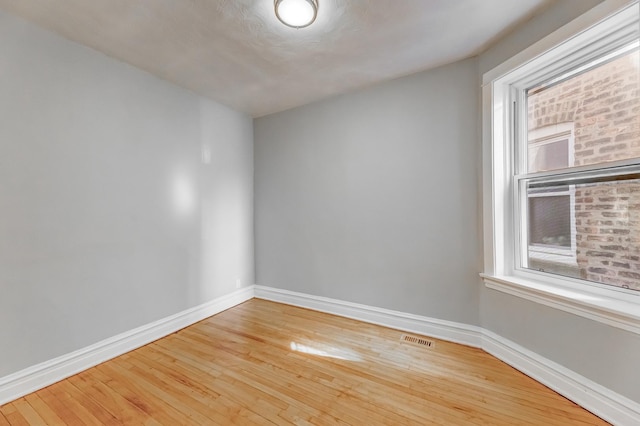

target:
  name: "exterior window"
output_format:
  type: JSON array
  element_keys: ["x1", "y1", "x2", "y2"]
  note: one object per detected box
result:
[
  {"x1": 525, "y1": 124, "x2": 578, "y2": 276},
  {"x1": 527, "y1": 124, "x2": 573, "y2": 174},
  {"x1": 529, "y1": 193, "x2": 571, "y2": 248}
]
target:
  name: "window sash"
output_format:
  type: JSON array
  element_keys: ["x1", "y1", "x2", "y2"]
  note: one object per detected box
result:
[
  {"x1": 519, "y1": 164, "x2": 640, "y2": 189},
  {"x1": 513, "y1": 168, "x2": 640, "y2": 294},
  {"x1": 511, "y1": 33, "x2": 640, "y2": 291}
]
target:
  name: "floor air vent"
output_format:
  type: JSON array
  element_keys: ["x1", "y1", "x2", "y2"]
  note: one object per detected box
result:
[{"x1": 401, "y1": 334, "x2": 434, "y2": 348}]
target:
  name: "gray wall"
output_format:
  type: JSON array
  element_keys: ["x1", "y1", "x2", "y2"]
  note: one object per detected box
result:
[
  {"x1": 255, "y1": 58, "x2": 480, "y2": 325},
  {"x1": 0, "y1": 10, "x2": 254, "y2": 377},
  {"x1": 478, "y1": 0, "x2": 640, "y2": 403}
]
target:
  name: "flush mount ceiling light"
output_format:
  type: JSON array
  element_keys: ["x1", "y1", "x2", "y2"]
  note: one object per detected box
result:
[{"x1": 275, "y1": 0, "x2": 318, "y2": 29}]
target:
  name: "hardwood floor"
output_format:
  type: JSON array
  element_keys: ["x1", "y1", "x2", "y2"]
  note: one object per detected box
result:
[{"x1": 0, "y1": 299, "x2": 608, "y2": 425}]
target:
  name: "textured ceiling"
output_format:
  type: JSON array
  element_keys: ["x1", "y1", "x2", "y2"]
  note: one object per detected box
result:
[{"x1": 0, "y1": 0, "x2": 553, "y2": 117}]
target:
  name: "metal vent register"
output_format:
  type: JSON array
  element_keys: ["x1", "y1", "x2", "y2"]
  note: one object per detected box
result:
[{"x1": 401, "y1": 334, "x2": 435, "y2": 348}]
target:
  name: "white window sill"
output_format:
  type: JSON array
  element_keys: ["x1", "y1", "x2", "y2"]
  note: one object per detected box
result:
[{"x1": 480, "y1": 273, "x2": 640, "y2": 335}]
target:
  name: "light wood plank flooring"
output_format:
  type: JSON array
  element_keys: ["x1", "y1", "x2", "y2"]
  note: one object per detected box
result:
[{"x1": 0, "y1": 299, "x2": 608, "y2": 425}]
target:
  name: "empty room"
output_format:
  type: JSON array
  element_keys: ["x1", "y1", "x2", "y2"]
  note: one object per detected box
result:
[{"x1": 1, "y1": 0, "x2": 639, "y2": 424}]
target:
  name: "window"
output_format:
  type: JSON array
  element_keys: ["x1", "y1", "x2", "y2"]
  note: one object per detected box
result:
[
  {"x1": 519, "y1": 45, "x2": 640, "y2": 292},
  {"x1": 482, "y1": 1, "x2": 640, "y2": 332}
]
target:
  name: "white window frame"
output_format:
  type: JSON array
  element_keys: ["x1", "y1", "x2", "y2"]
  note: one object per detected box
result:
[{"x1": 481, "y1": 0, "x2": 640, "y2": 335}]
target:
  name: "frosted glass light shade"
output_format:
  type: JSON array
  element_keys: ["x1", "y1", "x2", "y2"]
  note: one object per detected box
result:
[{"x1": 275, "y1": 0, "x2": 318, "y2": 28}]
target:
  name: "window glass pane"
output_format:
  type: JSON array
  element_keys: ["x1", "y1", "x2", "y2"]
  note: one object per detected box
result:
[
  {"x1": 526, "y1": 178, "x2": 640, "y2": 292},
  {"x1": 529, "y1": 194, "x2": 571, "y2": 247},
  {"x1": 527, "y1": 49, "x2": 640, "y2": 173},
  {"x1": 528, "y1": 139, "x2": 569, "y2": 172}
]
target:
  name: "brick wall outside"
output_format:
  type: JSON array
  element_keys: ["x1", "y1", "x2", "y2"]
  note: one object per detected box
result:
[{"x1": 527, "y1": 52, "x2": 640, "y2": 291}]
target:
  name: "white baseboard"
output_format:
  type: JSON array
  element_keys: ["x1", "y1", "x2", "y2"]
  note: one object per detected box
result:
[
  {"x1": 0, "y1": 286, "x2": 254, "y2": 406},
  {"x1": 3, "y1": 284, "x2": 638, "y2": 425},
  {"x1": 483, "y1": 330, "x2": 640, "y2": 426},
  {"x1": 254, "y1": 285, "x2": 640, "y2": 426},
  {"x1": 254, "y1": 285, "x2": 484, "y2": 348}
]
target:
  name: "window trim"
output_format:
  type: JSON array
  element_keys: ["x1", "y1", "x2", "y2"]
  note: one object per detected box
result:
[{"x1": 481, "y1": 0, "x2": 640, "y2": 335}]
